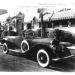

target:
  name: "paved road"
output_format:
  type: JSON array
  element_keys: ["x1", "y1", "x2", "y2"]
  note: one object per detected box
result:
[{"x1": 0, "y1": 46, "x2": 75, "y2": 72}]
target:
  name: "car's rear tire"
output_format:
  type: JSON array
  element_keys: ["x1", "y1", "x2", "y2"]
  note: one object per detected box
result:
[
  {"x1": 21, "y1": 40, "x2": 29, "y2": 53},
  {"x1": 37, "y1": 49, "x2": 50, "y2": 68},
  {"x1": 3, "y1": 43, "x2": 9, "y2": 54}
]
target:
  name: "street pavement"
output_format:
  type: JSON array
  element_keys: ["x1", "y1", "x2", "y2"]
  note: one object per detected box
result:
[{"x1": 0, "y1": 46, "x2": 75, "y2": 72}]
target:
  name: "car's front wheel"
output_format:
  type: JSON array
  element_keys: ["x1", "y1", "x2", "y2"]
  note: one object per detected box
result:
[
  {"x1": 3, "y1": 43, "x2": 9, "y2": 54},
  {"x1": 37, "y1": 49, "x2": 50, "y2": 68}
]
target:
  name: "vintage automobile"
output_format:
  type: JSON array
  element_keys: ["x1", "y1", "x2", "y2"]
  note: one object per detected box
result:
[{"x1": 1, "y1": 29, "x2": 74, "y2": 68}]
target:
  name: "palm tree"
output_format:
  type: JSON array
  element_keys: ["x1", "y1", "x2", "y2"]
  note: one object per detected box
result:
[{"x1": 37, "y1": 8, "x2": 46, "y2": 37}]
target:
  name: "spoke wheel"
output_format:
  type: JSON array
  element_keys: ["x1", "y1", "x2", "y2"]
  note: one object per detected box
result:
[
  {"x1": 3, "y1": 43, "x2": 9, "y2": 54},
  {"x1": 21, "y1": 40, "x2": 29, "y2": 53},
  {"x1": 37, "y1": 49, "x2": 50, "y2": 68}
]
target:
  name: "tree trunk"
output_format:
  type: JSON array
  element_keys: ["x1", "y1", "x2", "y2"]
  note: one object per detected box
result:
[{"x1": 41, "y1": 15, "x2": 45, "y2": 37}]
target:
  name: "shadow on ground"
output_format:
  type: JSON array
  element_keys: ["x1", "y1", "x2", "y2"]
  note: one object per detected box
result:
[{"x1": 7, "y1": 50, "x2": 75, "y2": 72}]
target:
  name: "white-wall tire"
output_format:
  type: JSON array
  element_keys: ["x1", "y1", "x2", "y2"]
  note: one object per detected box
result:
[
  {"x1": 37, "y1": 49, "x2": 50, "y2": 68},
  {"x1": 3, "y1": 43, "x2": 9, "y2": 54},
  {"x1": 21, "y1": 40, "x2": 29, "y2": 53}
]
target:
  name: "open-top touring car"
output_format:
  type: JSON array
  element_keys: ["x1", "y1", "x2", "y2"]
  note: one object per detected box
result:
[{"x1": 1, "y1": 28, "x2": 74, "y2": 68}]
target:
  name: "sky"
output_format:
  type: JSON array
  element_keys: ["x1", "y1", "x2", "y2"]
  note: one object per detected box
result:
[{"x1": 0, "y1": 0, "x2": 75, "y2": 22}]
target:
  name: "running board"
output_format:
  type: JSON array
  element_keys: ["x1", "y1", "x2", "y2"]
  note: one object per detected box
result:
[
  {"x1": 9, "y1": 49, "x2": 22, "y2": 53},
  {"x1": 52, "y1": 55, "x2": 74, "y2": 61}
]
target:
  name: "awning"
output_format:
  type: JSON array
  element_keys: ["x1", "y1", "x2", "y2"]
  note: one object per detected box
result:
[{"x1": 51, "y1": 9, "x2": 75, "y2": 21}]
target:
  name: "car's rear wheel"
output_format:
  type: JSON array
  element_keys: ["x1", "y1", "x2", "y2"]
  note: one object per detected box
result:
[
  {"x1": 21, "y1": 40, "x2": 29, "y2": 53},
  {"x1": 37, "y1": 49, "x2": 50, "y2": 68},
  {"x1": 3, "y1": 43, "x2": 9, "y2": 54}
]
